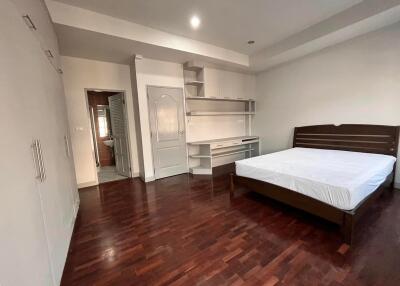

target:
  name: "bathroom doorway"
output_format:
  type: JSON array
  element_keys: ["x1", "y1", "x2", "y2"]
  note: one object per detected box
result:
[{"x1": 86, "y1": 89, "x2": 132, "y2": 184}]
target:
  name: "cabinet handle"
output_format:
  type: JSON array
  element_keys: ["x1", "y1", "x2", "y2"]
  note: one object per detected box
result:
[
  {"x1": 64, "y1": 135, "x2": 71, "y2": 157},
  {"x1": 45, "y1": 50, "x2": 54, "y2": 59},
  {"x1": 37, "y1": 140, "x2": 46, "y2": 182},
  {"x1": 22, "y1": 15, "x2": 37, "y2": 30},
  {"x1": 31, "y1": 139, "x2": 41, "y2": 181}
]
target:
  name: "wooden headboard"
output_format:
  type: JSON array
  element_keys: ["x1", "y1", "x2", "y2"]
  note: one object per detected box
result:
[{"x1": 293, "y1": 124, "x2": 399, "y2": 157}]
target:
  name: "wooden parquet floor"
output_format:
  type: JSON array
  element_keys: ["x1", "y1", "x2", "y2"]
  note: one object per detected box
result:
[{"x1": 61, "y1": 174, "x2": 400, "y2": 286}]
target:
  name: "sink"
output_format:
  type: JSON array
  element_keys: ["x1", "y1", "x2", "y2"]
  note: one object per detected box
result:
[{"x1": 103, "y1": 139, "x2": 114, "y2": 147}]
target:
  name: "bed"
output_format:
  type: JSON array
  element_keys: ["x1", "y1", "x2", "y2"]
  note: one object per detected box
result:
[{"x1": 230, "y1": 124, "x2": 399, "y2": 244}]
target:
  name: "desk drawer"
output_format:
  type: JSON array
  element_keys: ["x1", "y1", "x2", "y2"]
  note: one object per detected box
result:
[{"x1": 211, "y1": 140, "x2": 242, "y2": 149}]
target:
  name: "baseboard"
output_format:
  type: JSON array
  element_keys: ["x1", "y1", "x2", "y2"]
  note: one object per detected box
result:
[
  {"x1": 143, "y1": 175, "x2": 156, "y2": 182},
  {"x1": 68, "y1": 199, "x2": 80, "y2": 235},
  {"x1": 394, "y1": 182, "x2": 400, "y2": 189},
  {"x1": 60, "y1": 199, "x2": 80, "y2": 284},
  {"x1": 77, "y1": 180, "x2": 97, "y2": 189},
  {"x1": 132, "y1": 172, "x2": 140, "y2": 178},
  {"x1": 73, "y1": 199, "x2": 80, "y2": 219}
]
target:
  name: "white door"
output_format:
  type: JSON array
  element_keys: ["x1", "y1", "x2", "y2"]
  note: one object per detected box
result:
[
  {"x1": 109, "y1": 93, "x2": 131, "y2": 177},
  {"x1": 0, "y1": 1, "x2": 77, "y2": 285},
  {"x1": 0, "y1": 3, "x2": 53, "y2": 285},
  {"x1": 36, "y1": 56, "x2": 77, "y2": 284},
  {"x1": 148, "y1": 87, "x2": 188, "y2": 179}
]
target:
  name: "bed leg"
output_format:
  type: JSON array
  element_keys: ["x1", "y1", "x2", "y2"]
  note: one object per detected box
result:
[
  {"x1": 229, "y1": 173, "x2": 235, "y2": 196},
  {"x1": 341, "y1": 213, "x2": 354, "y2": 245}
]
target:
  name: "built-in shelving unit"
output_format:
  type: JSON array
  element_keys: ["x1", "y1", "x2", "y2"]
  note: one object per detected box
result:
[
  {"x1": 183, "y1": 61, "x2": 259, "y2": 175},
  {"x1": 186, "y1": 96, "x2": 255, "y2": 102},
  {"x1": 183, "y1": 61, "x2": 204, "y2": 72},
  {"x1": 188, "y1": 136, "x2": 260, "y2": 175},
  {"x1": 186, "y1": 111, "x2": 255, "y2": 116},
  {"x1": 183, "y1": 61, "x2": 204, "y2": 98},
  {"x1": 184, "y1": 81, "x2": 204, "y2": 87}
]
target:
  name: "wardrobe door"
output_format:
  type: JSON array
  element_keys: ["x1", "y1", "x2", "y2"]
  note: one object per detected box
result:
[
  {"x1": 0, "y1": 1, "x2": 54, "y2": 285},
  {"x1": 36, "y1": 55, "x2": 78, "y2": 284},
  {"x1": 1, "y1": 1, "x2": 78, "y2": 285},
  {"x1": 11, "y1": 0, "x2": 61, "y2": 70},
  {"x1": 23, "y1": 2, "x2": 78, "y2": 283}
]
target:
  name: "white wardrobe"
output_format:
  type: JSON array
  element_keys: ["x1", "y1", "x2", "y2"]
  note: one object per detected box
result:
[{"x1": 0, "y1": 1, "x2": 79, "y2": 285}]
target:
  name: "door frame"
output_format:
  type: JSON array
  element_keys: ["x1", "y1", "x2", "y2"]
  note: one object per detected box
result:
[
  {"x1": 146, "y1": 85, "x2": 189, "y2": 179},
  {"x1": 84, "y1": 88, "x2": 133, "y2": 184}
]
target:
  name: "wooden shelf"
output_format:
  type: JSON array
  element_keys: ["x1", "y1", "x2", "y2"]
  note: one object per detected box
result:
[
  {"x1": 189, "y1": 166, "x2": 212, "y2": 175},
  {"x1": 189, "y1": 154, "x2": 211, "y2": 158},
  {"x1": 183, "y1": 61, "x2": 204, "y2": 72},
  {"x1": 184, "y1": 81, "x2": 204, "y2": 87},
  {"x1": 190, "y1": 147, "x2": 255, "y2": 159},
  {"x1": 186, "y1": 96, "x2": 254, "y2": 102},
  {"x1": 212, "y1": 149, "x2": 254, "y2": 158},
  {"x1": 186, "y1": 111, "x2": 255, "y2": 116},
  {"x1": 188, "y1": 136, "x2": 259, "y2": 145}
]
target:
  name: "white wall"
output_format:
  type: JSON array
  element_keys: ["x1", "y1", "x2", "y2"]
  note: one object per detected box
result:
[
  {"x1": 133, "y1": 58, "x2": 185, "y2": 181},
  {"x1": 61, "y1": 56, "x2": 140, "y2": 187},
  {"x1": 254, "y1": 22, "x2": 400, "y2": 185}
]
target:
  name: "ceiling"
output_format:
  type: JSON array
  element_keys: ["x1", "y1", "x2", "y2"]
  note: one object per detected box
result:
[
  {"x1": 53, "y1": 0, "x2": 362, "y2": 55},
  {"x1": 55, "y1": 24, "x2": 220, "y2": 67}
]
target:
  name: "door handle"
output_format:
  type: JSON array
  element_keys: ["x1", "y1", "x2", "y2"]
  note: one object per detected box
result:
[
  {"x1": 64, "y1": 135, "x2": 71, "y2": 157},
  {"x1": 37, "y1": 140, "x2": 46, "y2": 182},
  {"x1": 179, "y1": 130, "x2": 185, "y2": 135},
  {"x1": 22, "y1": 15, "x2": 37, "y2": 30},
  {"x1": 31, "y1": 139, "x2": 41, "y2": 181}
]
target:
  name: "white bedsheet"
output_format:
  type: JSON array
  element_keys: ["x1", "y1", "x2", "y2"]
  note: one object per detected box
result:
[{"x1": 235, "y1": 148, "x2": 396, "y2": 210}]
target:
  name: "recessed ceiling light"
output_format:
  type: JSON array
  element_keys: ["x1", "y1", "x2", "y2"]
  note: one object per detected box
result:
[
  {"x1": 248, "y1": 40, "x2": 255, "y2": 45},
  {"x1": 190, "y1": 15, "x2": 201, "y2": 29}
]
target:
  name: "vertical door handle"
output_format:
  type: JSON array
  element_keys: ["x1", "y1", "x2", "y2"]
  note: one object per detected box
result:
[
  {"x1": 31, "y1": 139, "x2": 42, "y2": 181},
  {"x1": 37, "y1": 140, "x2": 46, "y2": 182},
  {"x1": 22, "y1": 15, "x2": 37, "y2": 30},
  {"x1": 64, "y1": 135, "x2": 71, "y2": 157}
]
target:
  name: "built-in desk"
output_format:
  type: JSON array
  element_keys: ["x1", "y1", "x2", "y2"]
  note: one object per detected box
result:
[{"x1": 187, "y1": 136, "x2": 260, "y2": 175}]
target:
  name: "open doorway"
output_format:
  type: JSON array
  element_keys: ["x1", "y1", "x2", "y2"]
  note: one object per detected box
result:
[{"x1": 86, "y1": 89, "x2": 132, "y2": 184}]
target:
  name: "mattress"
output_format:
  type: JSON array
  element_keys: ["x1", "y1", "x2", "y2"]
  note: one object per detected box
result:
[{"x1": 235, "y1": 147, "x2": 396, "y2": 210}]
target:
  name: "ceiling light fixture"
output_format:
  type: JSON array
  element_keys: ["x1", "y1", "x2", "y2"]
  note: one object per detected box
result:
[{"x1": 190, "y1": 15, "x2": 201, "y2": 29}]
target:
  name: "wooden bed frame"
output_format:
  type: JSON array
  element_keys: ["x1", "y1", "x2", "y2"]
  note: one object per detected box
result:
[{"x1": 230, "y1": 124, "x2": 399, "y2": 244}]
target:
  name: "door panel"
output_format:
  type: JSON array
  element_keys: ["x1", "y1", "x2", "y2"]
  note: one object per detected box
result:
[
  {"x1": 148, "y1": 87, "x2": 188, "y2": 179},
  {"x1": 0, "y1": 2, "x2": 54, "y2": 285},
  {"x1": 155, "y1": 95, "x2": 180, "y2": 141},
  {"x1": 37, "y1": 57, "x2": 76, "y2": 284},
  {"x1": 11, "y1": 0, "x2": 61, "y2": 69},
  {"x1": 1, "y1": 2, "x2": 78, "y2": 285},
  {"x1": 109, "y1": 93, "x2": 131, "y2": 177},
  {"x1": 158, "y1": 146, "x2": 186, "y2": 168}
]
